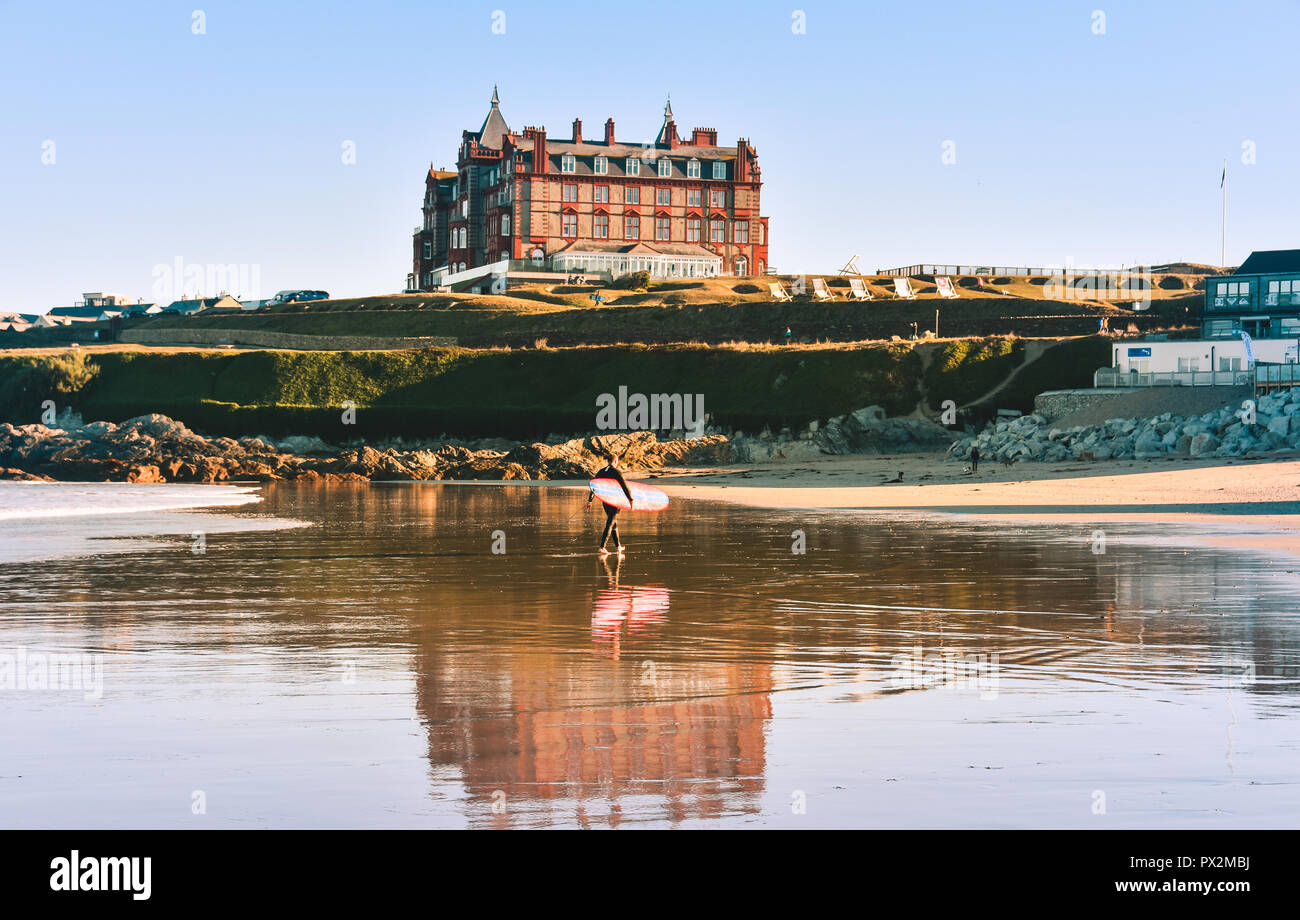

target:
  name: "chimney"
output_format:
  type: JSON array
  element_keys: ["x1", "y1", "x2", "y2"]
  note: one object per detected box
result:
[
  {"x1": 736, "y1": 139, "x2": 750, "y2": 182},
  {"x1": 533, "y1": 126, "x2": 547, "y2": 173},
  {"x1": 691, "y1": 127, "x2": 717, "y2": 146},
  {"x1": 572, "y1": 118, "x2": 583, "y2": 144},
  {"x1": 604, "y1": 118, "x2": 615, "y2": 145},
  {"x1": 666, "y1": 119, "x2": 678, "y2": 149}
]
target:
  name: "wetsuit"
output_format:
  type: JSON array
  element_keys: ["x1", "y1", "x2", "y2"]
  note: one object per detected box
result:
[{"x1": 593, "y1": 464, "x2": 633, "y2": 550}]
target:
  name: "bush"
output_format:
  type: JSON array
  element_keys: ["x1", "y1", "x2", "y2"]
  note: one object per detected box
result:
[
  {"x1": 731, "y1": 283, "x2": 762, "y2": 294},
  {"x1": 1157, "y1": 275, "x2": 1186, "y2": 290},
  {"x1": 610, "y1": 271, "x2": 651, "y2": 290},
  {"x1": 991, "y1": 276, "x2": 1011, "y2": 285},
  {"x1": 0, "y1": 352, "x2": 100, "y2": 422}
]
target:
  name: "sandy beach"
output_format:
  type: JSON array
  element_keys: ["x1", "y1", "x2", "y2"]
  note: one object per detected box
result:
[{"x1": 656, "y1": 452, "x2": 1300, "y2": 555}]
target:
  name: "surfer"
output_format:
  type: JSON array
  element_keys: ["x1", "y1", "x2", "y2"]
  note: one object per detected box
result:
[{"x1": 588, "y1": 452, "x2": 633, "y2": 555}]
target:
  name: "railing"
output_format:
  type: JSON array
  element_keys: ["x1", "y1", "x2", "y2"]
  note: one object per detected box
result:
[
  {"x1": 1256, "y1": 364, "x2": 1300, "y2": 387},
  {"x1": 1094, "y1": 368, "x2": 1251, "y2": 388}
]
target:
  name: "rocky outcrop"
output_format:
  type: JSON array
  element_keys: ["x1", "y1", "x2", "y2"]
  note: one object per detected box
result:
[
  {"x1": 949, "y1": 388, "x2": 1300, "y2": 463},
  {"x1": 0, "y1": 414, "x2": 732, "y2": 483},
  {"x1": 730, "y1": 406, "x2": 956, "y2": 462}
]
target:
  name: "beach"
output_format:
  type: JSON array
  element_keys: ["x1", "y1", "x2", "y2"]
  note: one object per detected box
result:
[
  {"x1": 656, "y1": 453, "x2": 1300, "y2": 555},
  {"x1": 2, "y1": 476, "x2": 1298, "y2": 829}
]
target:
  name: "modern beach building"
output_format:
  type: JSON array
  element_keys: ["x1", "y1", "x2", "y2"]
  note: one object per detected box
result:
[
  {"x1": 1202, "y1": 249, "x2": 1300, "y2": 339},
  {"x1": 410, "y1": 89, "x2": 769, "y2": 292}
]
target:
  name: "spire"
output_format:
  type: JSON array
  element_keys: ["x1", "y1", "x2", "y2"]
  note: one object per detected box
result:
[
  {"x1": 656, "y1": 95, "x2": 677, "y2": 146},
  {"x1": 477, "y1": 85, "x2": 509, "y2": 149}
]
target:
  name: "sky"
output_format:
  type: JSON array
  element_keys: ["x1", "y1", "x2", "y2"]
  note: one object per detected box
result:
[{"x1": 1, "y1": 0, "x2": 1297, "y2": 312}]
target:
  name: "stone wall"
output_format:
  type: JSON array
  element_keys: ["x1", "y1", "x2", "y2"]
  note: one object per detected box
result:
[
  {"x1": 1033, "y1": 388, "x2": 1130, "y2": 422},
  {"x1": 120, "y1": 328, "x2": 457, "y2": 351}
]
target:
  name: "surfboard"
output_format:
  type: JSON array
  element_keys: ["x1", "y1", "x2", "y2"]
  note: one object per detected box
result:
[{"x1": 589, "y1": 478, "x2": 669, "y2": 512}]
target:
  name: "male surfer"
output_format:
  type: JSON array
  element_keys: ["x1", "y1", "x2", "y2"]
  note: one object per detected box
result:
[{"x1": 588, "y1": 452, "x2": 633, "y2": 555}]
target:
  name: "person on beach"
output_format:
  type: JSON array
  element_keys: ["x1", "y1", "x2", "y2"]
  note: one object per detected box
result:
[
  {"x1": 970, "y1": 445, "x2": 980, "y2": 473},
  {"x1": 588, "y1": 452, "x2": 633, "y2": 555}
]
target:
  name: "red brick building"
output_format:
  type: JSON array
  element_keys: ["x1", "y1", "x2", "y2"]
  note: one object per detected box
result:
[{"x1": 411, "y1": 89, "x2": 769, "y2": 289}]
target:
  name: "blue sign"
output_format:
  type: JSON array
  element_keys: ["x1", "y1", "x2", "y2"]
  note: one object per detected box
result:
[{"x1": 1127, "y1": 347, "x2": 1151, "y2": 357}]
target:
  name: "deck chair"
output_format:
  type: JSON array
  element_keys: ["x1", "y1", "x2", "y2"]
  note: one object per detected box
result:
[
  {"x1": 935, "y1": 276, "x2": 960, "y2": 299},
  {"x1": 769, "y1": 281, "x2": 793, "y2": 302},
  {"x1": 812, "y1": 278, "x2": 836, "y2": 301},
  {"x1": 893, "y1": 277, "x2": 918, "y2": 300},
  {"x1": 848, "y1": 277, "x2": 874, "y2": 301}
]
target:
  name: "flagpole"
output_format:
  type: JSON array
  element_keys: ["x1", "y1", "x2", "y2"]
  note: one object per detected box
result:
[{"x1": 1221, "y1": 158, "x2": 1227, "y2": 268}]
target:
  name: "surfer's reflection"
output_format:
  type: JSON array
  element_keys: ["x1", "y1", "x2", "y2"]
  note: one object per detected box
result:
[{"x1": 591, "y1": 555, "x2": 670, "y2": 656}]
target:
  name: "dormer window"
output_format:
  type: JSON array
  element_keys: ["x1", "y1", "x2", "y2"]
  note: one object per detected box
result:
[
  {"x1": 626, "y1": 158, "x2": 640, "y2": 176},
  {"x1": 712, "y1": 161, "x2": 726, "y2": 180},
  {"x1": 657, "y1": 158, "x2": 672, "y2": 178},
  {"x1": 561, "y1": 153, "x2": 576, "y2": 173},
  {"x1": 687, "y1": 158, "x2": 700, "y2": 178},
  {"x1": 594, "y1": 155, "x2": 608, "y2": 175}
]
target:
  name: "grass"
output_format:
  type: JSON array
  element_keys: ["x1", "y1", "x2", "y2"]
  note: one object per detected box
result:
[{"x1": 1, "y1": 343, "x2": 931, "y2": 440}]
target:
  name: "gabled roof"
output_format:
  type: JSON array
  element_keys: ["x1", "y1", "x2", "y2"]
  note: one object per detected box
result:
[{"x1": 1236, "y1": 249, "x2": 1300, "y2": 275}]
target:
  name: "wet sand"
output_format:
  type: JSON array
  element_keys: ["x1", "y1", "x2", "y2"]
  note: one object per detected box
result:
[
  {"x1": 656, "y1": 453, "x2": 1300, "y2": 555},
  {"x1": 2, "y1": 481, "x2": 1299, "y2": 829}
]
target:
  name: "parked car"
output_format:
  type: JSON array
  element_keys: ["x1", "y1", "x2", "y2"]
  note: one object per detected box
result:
[{"x1": 267, "y1": 290, "x2": 329, "y2": 306}]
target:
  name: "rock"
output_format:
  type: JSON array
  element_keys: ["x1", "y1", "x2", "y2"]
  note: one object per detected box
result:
[{"x1": 1190, "y1": 432, "x2": 1219, "y2": 457}]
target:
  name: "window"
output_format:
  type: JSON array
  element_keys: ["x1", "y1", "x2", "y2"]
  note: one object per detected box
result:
[
  {"x1": 687, "y1": 158, "x2": 700, "y2": 178},
  {"x1": 687, "y1": 188, "x2": 701, "y2": 208},
  {"x1": 758, "y1": 223, "x2": 765, "y2": 245},
  {"x1": 655, "y1": 217, "x2": 671, "y2": 241},
  {"x1": 656, "y1": 187, "x2": 670, "y2": 207},
  {"x1": 625, "y1": 215, "x2": 640, "y2": 240},
  {"x1": 626, "y1": 157, "x2": 640, "y2": 176},
  {"x1": 562, "y1": 183, "x2": 578, "y2": 202},
  {"x1": 686, "y1": 218, "x2": 701, "y2": 242},
  {"x1": 1219, "y1": 355, "x2": 1243, "y2": 371},
  {"x1": 562, "y1": 213, "x2": 577, "y2": 238},
  {"x1": 422, "y1": 241, "x2": 432, "y2": 259},
  {"x1": 712, "y1": 161, "x2": 726, "y2": 180},
  {"x1": 734, "y1": 221, "x2": 748, "y2": 243},
  {"x1": 1177, "y1": 357, "x2": 1199, "y2": 372},
  {"x1": 710, "y1": 189, "x2": 726, "y2": 209},
  {"x1": 561, "y1": 153, "x2": 576, "y2": 173},
  {"x1": 594, "y1": 185, "x2": 609, "y2": 204},
  {"x1": 501, "y1": 214, "x2": 510, "y2": 236},
  {"x1": 710, "y1": 219, "x2": 726, "y2": 243},
  {"x1": 594, "y1": 155, "x2": 607, "y2": 175},
  {"x1": 625, "y1": 186, "x2": 640, "y2": 205},
  {"x1": 593, "y1": 214, "x2": 609, "y2": 239},
  {"x1": 657, "y1": 158, "x2": 672, "y2": 177}
]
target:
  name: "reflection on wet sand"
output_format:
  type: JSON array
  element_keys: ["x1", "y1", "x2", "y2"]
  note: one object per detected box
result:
[{"x1": 2, "y1": 481, "x2": 1299, "y2": 828}]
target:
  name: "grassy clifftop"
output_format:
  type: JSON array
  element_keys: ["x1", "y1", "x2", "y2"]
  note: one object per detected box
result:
[{"x1": 0, "y1": 337, "x2": 1111, "y2": 440}]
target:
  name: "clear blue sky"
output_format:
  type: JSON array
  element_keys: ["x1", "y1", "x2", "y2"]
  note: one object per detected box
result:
[{"x1": 2, "y1": 0, "x2": 1297, "y2": 312}]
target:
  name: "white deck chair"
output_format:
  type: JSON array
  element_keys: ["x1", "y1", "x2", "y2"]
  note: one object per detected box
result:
[
  {"x1": 893, "y1": 277, "x2": 918, "y2": 300},
  {"x1": 848, "y1": 277, "x2": 874, "y2": 301},
  {"x1": 935, "y1": 276, "x2": 960, "y2": 299},
  {"x1": 769, "y1": 282, "x2": 793, "y2": 302},
  {"x1": 812, "y1": 278, "x2": 836, "y2": 301}
]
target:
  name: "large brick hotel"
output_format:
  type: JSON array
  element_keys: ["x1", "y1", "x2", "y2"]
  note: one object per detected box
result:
[{"x1": 410, "y1": 89, "x2": 769, "y2": 290}]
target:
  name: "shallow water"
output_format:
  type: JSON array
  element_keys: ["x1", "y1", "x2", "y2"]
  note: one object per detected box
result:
[{"x1": 1, "y1": 482, "x2": 1298, "y2": 828}]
